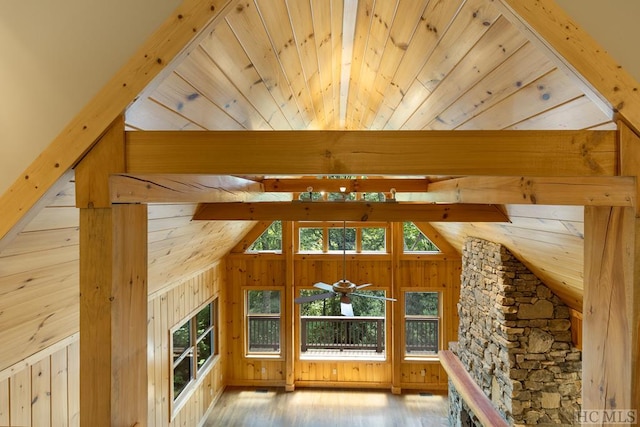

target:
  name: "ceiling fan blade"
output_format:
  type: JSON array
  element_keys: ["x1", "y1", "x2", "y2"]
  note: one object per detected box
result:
[
  {"x1": 294, "y1": 291, "x2": 335, "y2": 304},
  {"x1": 351, "y1": 292, "x2": 397, "y2": 302},
  {"x1": 340, "y1": 301, "x2": 354, "y2": 317},
  {"x1": 313, "y1": 282, "x2": 334, "y2": 292},
  {"x1": 356, "y1": 283, "x2": 373, "y2": 289}
]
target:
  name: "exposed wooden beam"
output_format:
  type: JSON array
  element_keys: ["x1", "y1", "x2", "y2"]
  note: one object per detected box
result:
[
  {"x1": 400, "y1": 176, "x2": 635, "y2": 206},
  {"x1": 80, "y1": 205, "x2": 148, "y2": 427},
  {"x1": 76, "y1": 115, "x2": 126, "y2": 208},
  {"x1": 192, "y1": 202, "x2": 509, "y2": 222},
  {"x1": 0, "y1": 0, "x2": 235, "y2": 241},
  {"x1": 110, "y1": 174, "x2": 279, "y2": 203},
  {"x1": 125, "y1": 130, "x2": 617, "y2": 176},
  {"x1": 583, "y1": 206, "x2": 639, "y2": 419},
  {"x1": 261, "y1": 178, "x2": 430, "y2": 193}
]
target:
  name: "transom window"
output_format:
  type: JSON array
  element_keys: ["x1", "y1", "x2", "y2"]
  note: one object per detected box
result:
[
  {"x1": 172, "y1": 299, "x2": 218, "y2": 406},
  {"x1": 404, "y1": 291, "x2": 440, "y2": 357},
  {"x1": 296, "y1": 222, "x2": 389, "y2": 254}
]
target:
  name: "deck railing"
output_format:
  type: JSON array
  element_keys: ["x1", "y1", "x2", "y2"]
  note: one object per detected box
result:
[
  {"x1": 300, "y1": 316, "x2": 385, "y2": 353},
  {"x1": 248, "y1": 315, "x2": 280, "y2": 352},
  {"x1": 405, "y1": 318, "x2": 439, "y2": 354},
  {"x1": 246, "y1": 316, "x2": 439, "y2": 354}
]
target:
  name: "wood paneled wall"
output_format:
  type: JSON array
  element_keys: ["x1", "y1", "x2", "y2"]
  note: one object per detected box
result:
[
  {"x1": 0, "y1": 339, "x2": 80, "y2": 427},
  {"x1": 148, "y1": 262, "x2": 227, "y2": 427},
  {"x1": 225, "y1": 247, "x2": 462, "y2": 392}
]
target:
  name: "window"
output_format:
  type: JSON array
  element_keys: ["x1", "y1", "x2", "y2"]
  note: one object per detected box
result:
[
  {"x1": 296, "y1": 222, "x2": 388, "y2": 254},
  {"x1": 246, "y1": 290, "x2": 282, "y2": 355},
  {"x1": 404, "y1": 292, "x2": 440, "y2": 356},
  {"x1": 298, "y1": 289, "x2": 387, "y2": 358},
  {"x1": 247, "y1": 221, "x2": 282, "y2": 252},
  {"x1": 172, "y1": 299, "x2": 218, "y2": 405},
  {"x1": 403, "y1": 222, "x2": 440, "y2": 253}
]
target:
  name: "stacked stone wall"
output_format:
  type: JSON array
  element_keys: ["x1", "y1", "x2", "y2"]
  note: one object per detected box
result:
[{"x1": 449, "y1": 238, "x2": 581, "y2": 426}]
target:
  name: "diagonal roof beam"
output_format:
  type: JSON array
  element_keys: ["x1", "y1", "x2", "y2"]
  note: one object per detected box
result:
[
  {"x1": 0, "y1": 0, "x2": 238, "y2": 242},
  {"x1": 192, "y1": 201, "x2": 510, "y2": 222}
]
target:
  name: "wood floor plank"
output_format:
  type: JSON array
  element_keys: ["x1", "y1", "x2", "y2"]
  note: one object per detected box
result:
[{"x1": 203, "y1": 387, "x2": 448, "y2": 426}]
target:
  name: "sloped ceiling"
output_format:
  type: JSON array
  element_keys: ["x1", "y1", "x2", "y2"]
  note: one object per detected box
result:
[
  {"x1": 0, "y1": 0, "x2": 627, "y2": 365},
  {"x1": 121, "y1": 0, "x2": 615, "y2": 309}
]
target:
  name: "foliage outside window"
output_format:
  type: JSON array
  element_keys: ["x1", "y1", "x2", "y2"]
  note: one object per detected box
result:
[
  {"x1": 403, "y1": 222, "x2": 440, "y2": 253},
  {"x1": 328, "y1": 227, "x2": 356, "y2": 251},
  {"x1": 299, "y1": 227, "x2": 323, "y2": 252},
  {"x1": 404, "y1": 292, "x2": 440, "y2": 356},
  {"x1": 297, "y1": 222, "x2": 388, "y2": 253},
  {"x1": 172, "y1": 300, "x2": 217, "y2": 405},
  {"x1": 248, "y1": 221, "x2": 282, "y2": 252},
  {"x1": 246, "y1": 290, "x2": 282, "y2": 355},
  {"x1": 299, "y1": 289, "x2": 387, "y2": 356}
]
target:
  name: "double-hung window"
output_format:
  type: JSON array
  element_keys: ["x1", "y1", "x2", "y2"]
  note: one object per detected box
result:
[
  {"x1": 246, "y1": 289, "x2": 282, "y2": 355},
  {"x1": 172, "y1": 299, "x2": 218, "y2": 406},
  {"x1": 404, "y1": 291, "x2": 440, "y2": 357}
]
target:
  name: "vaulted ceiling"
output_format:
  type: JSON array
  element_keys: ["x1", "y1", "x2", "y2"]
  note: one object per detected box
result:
[
  {"x1": 0, "y1": 0, "x2": 626, "y2": 353},
  {"x1": 120, "y1": 0, "x2": 617, "y2": 309}
]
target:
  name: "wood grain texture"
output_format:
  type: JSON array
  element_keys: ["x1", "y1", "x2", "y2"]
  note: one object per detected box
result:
[
  {"x1": 583, "y1": 206, "x2": 639, "y2": 415},
  {"x1": 125, "y1": 130, "x2": 617, "y2": 176},
  {"x1": 193, "y1": 202, "x2": 509, "y2": 222},
  {"x1": 420, "y1": 176, "x2": 635, "y2": 206},
  {"x1": 497, "y1": 0, "x2": 639, "y2": 131},
  {"x1": 0, "y1": 0, "x2": 235, "y2": 242},
  {"x1": 439, "y1": 350, "x2": 509, "y2": 427},
  {"x1": 432, "y1": 204, "x2": 585, "y2": 311},
  {"x1": 110, "y1": 174, "x2": 265, "y2": 203},
  {"x1": 74, "y1": 115, "x2": 125, "y2": 208},
  {"x1": 79, "y1": 204, "x2": 148, "y2": 427}
]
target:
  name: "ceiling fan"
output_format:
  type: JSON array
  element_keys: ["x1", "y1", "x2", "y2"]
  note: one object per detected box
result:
[{"x1": 294, "y1": 221, "x2": 396, "y2": 316}]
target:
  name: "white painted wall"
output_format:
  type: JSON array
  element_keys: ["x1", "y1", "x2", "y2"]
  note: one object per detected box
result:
[
  {"x1": 556, "y1": 0, "x2": 640, "y2": 84},
  {"x1": 0, "y1": 0, "x2": 180, "y2": 195},
  {"x1": 0, "y1": 0, "x2": 638, "y2": 196}
]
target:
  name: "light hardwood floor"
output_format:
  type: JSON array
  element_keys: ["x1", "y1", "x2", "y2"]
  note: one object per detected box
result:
[{"x1": 204, "y1": 387, "x2": 449, "y2": 426}]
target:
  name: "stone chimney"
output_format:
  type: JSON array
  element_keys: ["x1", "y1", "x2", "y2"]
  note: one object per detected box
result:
[{"x1": 449, "y1": 238, "x2": 581, "y2": 426}]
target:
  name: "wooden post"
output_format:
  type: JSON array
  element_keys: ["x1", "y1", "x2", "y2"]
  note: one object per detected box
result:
[
  {"x1": 391, "y1": 222, "x2": 402, "y2": 394},
  {"x1": 583, "y1": 121, "x2": 640, "y2": 420},
  {"x1": 283, "y1": 221, "x2": 295, "y2": 391},
  {"x1": 77, "y1": 117, "x2": 149, "y2": 426},
  {"x1": 583, "y1": 206, "x2": 639, "y2": 418}
]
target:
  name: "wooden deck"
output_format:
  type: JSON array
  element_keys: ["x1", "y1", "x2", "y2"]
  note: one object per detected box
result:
[{"x1": 204, "y1": 387, "x2": 449, "y2": 426}]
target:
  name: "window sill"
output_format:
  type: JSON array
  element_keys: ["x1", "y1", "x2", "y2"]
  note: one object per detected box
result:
[
  {"x1": 403, "y1": 355, "x2": 440, "y2": 363},
  {"x1": 245, "y1": 353, "x2": 284, "y2": 360}
]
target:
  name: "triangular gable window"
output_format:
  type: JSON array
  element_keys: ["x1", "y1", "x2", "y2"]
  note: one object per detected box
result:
[
  {"x1": 403, "y1": 222, "x2": 440, "y2": 253},
  {"x1": 248, "y1": 221, "x2": 282, "y2": 252}
]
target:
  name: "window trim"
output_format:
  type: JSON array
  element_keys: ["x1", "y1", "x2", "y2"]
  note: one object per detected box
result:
[
  {"x1": 295, "y1": 221, "x2": 390, "y2": 255},
  {"x1": 170, "y1": 298, "x2": 219, "y2": 418},
  {"x1": 296, "y1": 287, "x2": 390, "y2": 361},
  {"x1": 401, "y1": 289, "x2": 442, "y2": 361},
  {"x1": 244, "y1": 287, "x2": 284, "y2": 359}
]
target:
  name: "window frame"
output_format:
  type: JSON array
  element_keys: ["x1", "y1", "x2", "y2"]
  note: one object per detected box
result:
[
  {"x1": 244, "y1": 287, "x2": 284, "y2": 359},
  {"x1": 170, "y1": 298, "x2": 219, "y2": 417},
  {"x1": 295, "y1": 221, "x2": 390, "y2": 255},
  {"x1": 402, "y1": 289, "x2": 442, "y2": 361},
  {"x1": 296, "y1": 287, "x2": 391, "y2": 361}
]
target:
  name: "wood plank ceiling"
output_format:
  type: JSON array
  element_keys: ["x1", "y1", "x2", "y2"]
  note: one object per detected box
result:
[
  {"x1": 0, "y1": 0, "x2": 618, "y2": 355},
  {"x1": 121, "y1": 0, "x2": 615, "y2": 309}
]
